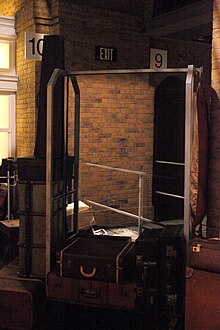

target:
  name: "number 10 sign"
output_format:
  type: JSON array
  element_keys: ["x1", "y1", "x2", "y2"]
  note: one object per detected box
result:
[
  {"x1": 150, "y1": 48, "x2": 167, "y2": 70},
  {"x1": 25, "y1": 32, "x2": 46, "y2": 61}
]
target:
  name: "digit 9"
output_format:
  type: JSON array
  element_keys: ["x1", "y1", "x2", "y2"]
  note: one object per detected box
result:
[{"x1": 155, "y1": 53, "x2": 163, "y2": 68}]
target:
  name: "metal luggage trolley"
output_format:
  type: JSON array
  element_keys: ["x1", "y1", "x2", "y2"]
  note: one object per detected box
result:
[
  {"x1": 0, "y1": 160, "x2": 18, "y2": 262},
  {"x1": 45, "y1": 65, "x2": 202, "y2": 276}
]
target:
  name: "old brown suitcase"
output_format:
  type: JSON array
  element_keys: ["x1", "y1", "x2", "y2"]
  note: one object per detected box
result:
[
  {"x1": 47, "y1": 272, "x2": 137, "y2": 310},
  {"x1": 56, "y1": 234, "x2": 133, "y2": 283},
  {"x1": 0, "y1": 264, "x2": 20, "y2": 279},
  {"x1": 188, "y1": 237, "x2": 220, "y2": 273},
  {"x1": 0, "y1": 219, "x2": 19, "y2": 262},
  {"x1": 0, "y1": 276, "x2": 45, "y2": 330},
  {"x1": 185, "y1": 267, "x2": 220, "y2": 330}
]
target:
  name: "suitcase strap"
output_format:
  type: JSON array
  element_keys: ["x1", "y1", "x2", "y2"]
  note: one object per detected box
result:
[
  {"x1": 59, "y1": 237, "x2": 80, "y2": 276},
  {"x1": 116, "y1": 241, "x2": 132, "y2": 284}
]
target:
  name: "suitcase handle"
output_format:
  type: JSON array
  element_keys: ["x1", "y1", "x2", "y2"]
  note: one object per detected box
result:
[{"x1": 80, "y1": 266, "x2": 96, "y2": 278}]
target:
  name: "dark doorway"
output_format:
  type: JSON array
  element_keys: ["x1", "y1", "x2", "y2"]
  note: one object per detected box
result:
[{"x1": 153, "y1": 76, "x2": 185, "y2": 221}]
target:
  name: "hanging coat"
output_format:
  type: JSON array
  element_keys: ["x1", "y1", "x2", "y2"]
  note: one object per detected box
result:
[{"x1": 190, "y1": 83, "x2": 209, "y2": 226}]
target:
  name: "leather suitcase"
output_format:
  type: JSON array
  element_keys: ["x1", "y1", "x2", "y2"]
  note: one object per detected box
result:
[
  {"x1": 185, "y1": 267, "x2": 220, "y2": 330},
  {"x1": 135, "y1": 222, "x2": 164, "y2": 317},
  {"x1": 0, "y1": 264, "x2": 21, "y2": 279},
  {"x1": 135, "y1": 221, "x2": 185, "y2": 329},
  {"x1": 0, "y1": 276, "x2": 45, "y2": 330},
  {"x1": 47, "y1": 272, "x2": 137, "y2": 310},
  {"x1": 159, "y1": 220, "x2": 186, "y2": 329},
  {"x1": 56, "y1": 234, "x2": 133, "y2": 283},
  {"x1": 188, "y1": 237, "x2": 220, "y2": 273}
]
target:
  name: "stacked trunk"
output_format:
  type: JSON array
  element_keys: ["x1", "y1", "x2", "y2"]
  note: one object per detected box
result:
[
  {"x1": 135, "y1": 220, "x2": 185, "y2": 329},
  {"x1": 17, "y1": 36, "x2": 67, "y2": 278},
  {"x1": 17, "y1": 179, "x2": 65, "y2": 277}
]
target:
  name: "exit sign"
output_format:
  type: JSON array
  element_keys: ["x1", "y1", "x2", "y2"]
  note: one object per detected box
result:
[{"x1": 95, "y1": 46, "x2": 117, "y2": 62}]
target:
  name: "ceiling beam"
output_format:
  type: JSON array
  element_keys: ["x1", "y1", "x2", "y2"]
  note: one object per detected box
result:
[{"x1": 146, "y1": 0, "x2": 213, "y2": 38}]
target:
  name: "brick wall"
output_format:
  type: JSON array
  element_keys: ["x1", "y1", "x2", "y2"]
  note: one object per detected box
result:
[
  {"x1": 59, "y1": 1, "x2": 153, "y2": 225},
  {"x1": 67, "y1": 84, "x2": 155, "y2": 225},
  {"x1": 1, "y1": 0, "x2": 213, "y2": 227},
  {"x1": 75, "y1": 74, "x2": 154, "y2": 226},
  {"x1": 0, "y1": 1, "x2": 37, "y2": 157},
  {"x1": 1, "y1": 1, "x2": 154, "y2": 227},
  {"x1": 15, "y1": 2, "x2": 36, "y2": 157},
  {"x1": 0, "y1": 0, "x2": 24, "y2": 16},
  {"x1": 0, "y1": 1, "x2": 59, "y2": 157},
  {"x1": 59, "y1": 1, "x2": 149, "y2": 71},
  {"x1": 0, "y1": 1, "x2": 50, "y2": 157}
]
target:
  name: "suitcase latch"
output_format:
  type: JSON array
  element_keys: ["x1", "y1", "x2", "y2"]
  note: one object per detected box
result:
[
  {"x1": 136, "y1": 255, "x2": 143, "y2": 265},
  {"x1": 192, "y1": 243, "x2": 201, "y2": 252}
]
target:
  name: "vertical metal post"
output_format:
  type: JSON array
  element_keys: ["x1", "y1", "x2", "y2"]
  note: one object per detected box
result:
[
  {"x1": 7, "y1": 170, "x2": 10, "y2": 220},
  {"x1": 70, "y1": 75, "x2": 80, "y2": 233},
  {"x1": 184, "y1": 65, "x2": 194, "y2": 246},
  {"x1": 63, "y1": 75, "x2": 69, "y2": 239},
  {"x1": 46, "y1": 68, "x2": 64, "y2": 276},
  {"x1": 46, "y1": 78, "x2": 53, "y2": 276},
  {"x1": 138, "y1": 174, "x2": 144, "y2": 236}
]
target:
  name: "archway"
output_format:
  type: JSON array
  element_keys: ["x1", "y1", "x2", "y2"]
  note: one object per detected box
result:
[{"x1": 153, "y1": 76, "x2": 185, "y2": 221}]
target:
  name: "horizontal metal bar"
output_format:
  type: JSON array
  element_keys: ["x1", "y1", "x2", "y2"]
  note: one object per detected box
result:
[
  {"x1": 84, "y1": 199, "x2": 153, "y2": 223},
  {"x1": 85, "y1": 162, "x2": 146, "y2": 176},
  {"x1": 52, "y1": 195, "x2": 65, "y2": 202},
  {"x1": 155, "y1": 191, "x2": 184, "y2": 199},
  {"x1": 66, "y1": 189, "x2": 77, "y2": 197},
  {"x1": 51, "y1": 189, "x2": 77, "y2": 202},
  {"x1": 0, "y1": 175, "x2": 16, "y2": 179},
  {"x1": 69, "y1": 68, "x2": 191, "y2": 76},
  {"x1": 155, "y1": 160, "x2": 185, "y2": 166}
]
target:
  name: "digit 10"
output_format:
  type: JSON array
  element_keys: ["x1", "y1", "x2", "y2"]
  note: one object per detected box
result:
[
  {"x1": 29, "y1": 37, "x2": 44, "y2": 56},
  {"x1": 155, "y1": 53, "x2": 163, "y2": 68}
]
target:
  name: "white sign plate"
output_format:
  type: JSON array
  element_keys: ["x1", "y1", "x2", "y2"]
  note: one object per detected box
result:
[
  {"x1": 25, "y1": 32, "x2": 46, "y2": 61},
  {"x1": 150, "y1": 48, "x2": 167, "y2": 70}
]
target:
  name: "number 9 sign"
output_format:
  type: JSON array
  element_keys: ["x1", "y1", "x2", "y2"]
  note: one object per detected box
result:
[
  {"x1": 150, "y1": 48, "x2": 167, "y2": 70},
  {"x1": 25, "y1": 32, "x2": 47, "y2": 61}
]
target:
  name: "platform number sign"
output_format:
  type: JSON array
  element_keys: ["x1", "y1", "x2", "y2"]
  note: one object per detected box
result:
[
  {"x1": 25, "y1": 32, "x2": 46, "y2": 61},
  {"x1": 150, "y1": 48, "x2": 167, "y2": 70}
]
